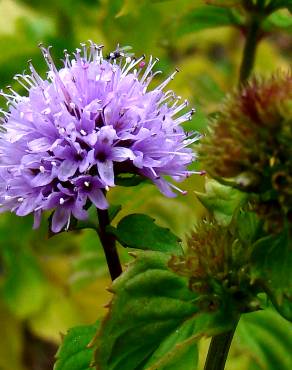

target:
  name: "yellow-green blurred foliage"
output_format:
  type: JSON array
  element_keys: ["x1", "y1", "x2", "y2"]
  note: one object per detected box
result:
[{"x1": 0, "y1": 1, "x2": 290, "y2": 369}]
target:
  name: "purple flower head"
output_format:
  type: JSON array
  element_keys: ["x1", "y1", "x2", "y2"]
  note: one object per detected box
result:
[{"x1": 0, "y1": 42, "x2": 201, "y2": 232}]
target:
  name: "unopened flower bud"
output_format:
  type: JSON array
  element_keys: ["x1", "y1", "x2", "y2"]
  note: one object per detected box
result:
[
  {"x1": 200, "y1": 72, "x2": 292, "y2": 232},
  {"x1": 169, "y1": 220, "x2": 260, "y2": 313}
]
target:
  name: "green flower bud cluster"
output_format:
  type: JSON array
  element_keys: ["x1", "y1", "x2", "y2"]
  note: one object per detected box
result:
[
  {"x1": 200, "y1": 72, "x2": 292, "y2": 232},
  {"x1": 169, "y1": 221, "x2": 260, "y2": 314}
]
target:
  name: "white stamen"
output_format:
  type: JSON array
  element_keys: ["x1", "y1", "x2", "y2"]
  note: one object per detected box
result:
[
  {"x1": 17, "y1": 197, "x2": 24, "y2": 203},
  {"x1": 39, "y1": 165, "x2": 45, "y2": 173},
  {"x1": 172, "y1": 99, "x2": 189, "y2": 115},
  {"x1": 59, "y1": 197, "x2": 65, "y2": 205},
  {"x1": 13, "y1": 75, "x2": 30, "y2": 91},
  {"x1": 143, "y1": 70, "x2": 162, "y2": 91},
  {"x1": 84, "y1": 181, "x2": 90, "y2": 187},
  {"x1": 80, "y1": 129, "x2": 87, "y2": 136},
  {"x1": 158, "y1": 90, "x2": 175, "y2": 105},
  {"x1": 156, "y1": 68, "x2": 179, "y2": 90},
  {"x1": 121, "y1": 54, "x2": 145, "y2": 76},
  {"x1": 173, "y1": 108, "x2": 196, "y2": 125},
  {"x1": 140, "y1": 56, "x2": 159, "y2": 84},
  {"x1": 28, "y1": 61, "x2": 43, "y2": 85},
  {"x1": 169, "y1": 183, "x2": 187, "y2": 195},
  {"x1": 65, "y1": 214, "x2": 71, "y2": 231},
  {"x1": 150, "y1": 167, "x2": 159, "y2": 179},
  {"x1": 39, "y1": 44, "x2": 72, "y2": 103}
]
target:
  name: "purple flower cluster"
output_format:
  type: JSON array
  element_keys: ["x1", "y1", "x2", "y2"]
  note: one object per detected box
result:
[{"x1": 0, "y1": 43, "x2": 200, "y2": 232}]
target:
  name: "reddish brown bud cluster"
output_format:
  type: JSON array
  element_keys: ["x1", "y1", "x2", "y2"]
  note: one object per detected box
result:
[
  {"x1": 168, "y1": 221, "x2": 259, "y2": 313},
  {"x1": 200, "y1": 72, "x2": 292, "y2": 232}
]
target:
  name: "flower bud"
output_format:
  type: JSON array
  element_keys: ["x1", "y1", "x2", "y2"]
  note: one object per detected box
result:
[
  {"x1": 169, "y1": 221, "x2": 260, "y2": 313},
  {"x1": 200, "y1": 72, "x2": 292, "y2": 232}
]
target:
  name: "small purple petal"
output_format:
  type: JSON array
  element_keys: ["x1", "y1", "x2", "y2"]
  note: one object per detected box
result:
[
  {"x1": 16, "y1": 198, "x2": 38, "y2": 216},
  {"x1": 33, "y1": 209, "x2": 42, "y2": 229},
  {"x1": 30, "y1": 172, "x2": 54, "y2": 187},
  {"x1": 72, "y1": 206, "x2": 88, "y2": 220},
  {"x1": 98, "y1": 125, "x2": 117, "y2": 145},
  {"x1": 88, "y1": 189, "x2": 108, "y2": 209},
  {"x1": 52, "y1": 206, "x2": 71, "y2": 233},
  {"x1": 28, "y1": 137, "x2": 52, "y2": 152},
  {"x1": 153, "y1": 178, "x2": 177, "y2": 198},
  {"x1": 112, "y1": 147, "x2": 135, "y2": 162},
  {"x1": 58, "y1": 160, "x2": 78, "y2": 181},
  {"x1": 97, "y1": 160, "x2": 115, "y2": 186}
]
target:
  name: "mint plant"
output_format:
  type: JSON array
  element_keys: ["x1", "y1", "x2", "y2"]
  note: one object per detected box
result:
[{"x1": 0, "y1": 1, "x2": 291, "y2": 370}]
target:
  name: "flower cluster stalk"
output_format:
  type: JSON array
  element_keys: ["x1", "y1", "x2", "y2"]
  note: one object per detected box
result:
[
  {"x1": 204, "y1": 321, "x2": 238, "y2": 370},
  {"x1": 239, "y1": 14, "x2": 262, "y2": 84},
  {"x1": 204, "y1": 3, "x2": 266, "y2": 369},
  {"x1": 97, "y1": 207, "x2": 122, "y2": 281}
]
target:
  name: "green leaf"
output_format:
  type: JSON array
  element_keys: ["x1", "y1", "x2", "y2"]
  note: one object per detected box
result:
[
  {"x1": 264, "y1": 9, "x2": 292, "y2": 32},
  {"x1": 142, "y1": 319, "x2": 198, "y2": 370},
  {"x1": 236, "y1": 211, "x2": 262, "y2": 246},
  {"x1": 94, "y1": 251, "x2": 237, "y2": 370},
  {"x1": 196, "y1": 179, "x2": 246, "y2": 225},
  {"x1": 111, "y1": 213, "x2": 183, "y2": 255},
  {"x1": 54, "y1": 322, "x2": 99, "y2": 370},
  {"x1": 236, "y1": 309, "x2": 292, "y2": 370},
  {"x1": 108, "y1": 204, "x2": 122, "y2": 222},
  {"x1": 178, "y1": 6, "x2": 242, "y2": 35},
  {"x1": 250, "y1": 228, "x2": 292, "y2": 321}
]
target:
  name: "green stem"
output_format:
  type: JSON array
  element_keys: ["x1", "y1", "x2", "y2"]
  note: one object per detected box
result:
[
  {"x1": 97, "y1": 208, "x2": 122, "y2": 281},
  {"x1": 204, "y1": 320, "x2": 239, "y2": 370},
  {"x1": 239, "y1": 14, "x2": 262, "y2": 84}
]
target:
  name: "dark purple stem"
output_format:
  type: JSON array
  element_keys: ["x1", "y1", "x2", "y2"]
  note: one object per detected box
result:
[
  {"x1": 97, "y1": 208, "x2": 122, "y2": 281},
  {"x1": 239, "y1": 14, "x2": 262, "y2": 84},
  {"x1": 204, "y1": 320, "x2": 239, "y2": 370}
]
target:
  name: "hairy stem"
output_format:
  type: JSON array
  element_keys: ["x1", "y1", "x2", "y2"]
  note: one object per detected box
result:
[
  {"x1": 204, "y1": 320, "x2": 239, "y2": 370},
  {"x1": 239, "y1": 14, "x2": 262, "y2": 84},
  {"x1": 204, "y1": 4, "x2": 265, "y2": 370},
  {"x1": 97, "y1": 208, "x2": 122, "y2": 281}
]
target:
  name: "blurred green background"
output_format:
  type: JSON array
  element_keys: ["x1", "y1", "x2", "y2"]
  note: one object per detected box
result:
[{"x1": 0, "y1": 1, "x2": 291, "y2": 369}]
